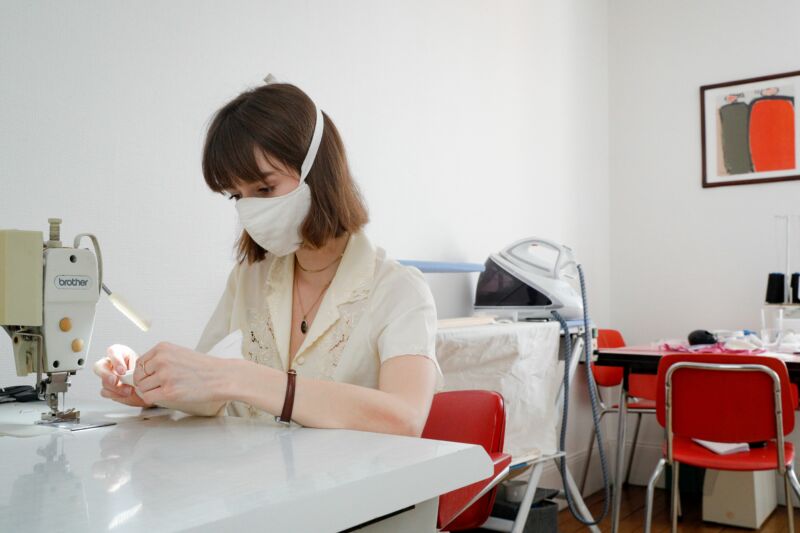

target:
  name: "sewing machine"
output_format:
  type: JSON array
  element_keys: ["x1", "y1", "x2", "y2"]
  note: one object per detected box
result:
[{"x1": 0, "y1": 218, "x2": 148, "y2": 424}]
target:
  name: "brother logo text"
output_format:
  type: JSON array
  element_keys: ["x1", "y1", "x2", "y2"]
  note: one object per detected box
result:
[{"x1": 55, "y1": 276, "x2": 92, "y2": 290}]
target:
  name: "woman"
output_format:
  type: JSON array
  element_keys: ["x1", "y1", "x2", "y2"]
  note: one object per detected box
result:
[{"x1": 94, "y1": 78, "x2": 441, "y2": 436}]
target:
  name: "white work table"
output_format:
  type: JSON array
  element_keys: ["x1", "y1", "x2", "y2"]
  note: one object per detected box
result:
[{"x1": 0, "y1": 399, "x2": 492, "y2": 532}]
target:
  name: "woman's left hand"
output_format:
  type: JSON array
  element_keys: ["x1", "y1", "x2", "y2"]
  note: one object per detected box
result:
[{"x1": 133, "y1": 342, "x2": 227, "y2": 406}]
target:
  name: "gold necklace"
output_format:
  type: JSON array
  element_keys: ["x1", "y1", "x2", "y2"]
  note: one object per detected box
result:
[
  {"x1": 294, "y1": 271, "x2": 334, "y2": 335},
  {"x1": 295, "y1": 253, "x2": 344, "y2": 274}
]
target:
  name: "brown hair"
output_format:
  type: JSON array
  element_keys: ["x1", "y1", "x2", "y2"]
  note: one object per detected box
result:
[{"x1": 202, "y1": 83, "x2": 369, "y2": 263}]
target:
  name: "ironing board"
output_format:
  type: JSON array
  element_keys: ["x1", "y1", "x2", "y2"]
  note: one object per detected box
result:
[
  {"x1": 436, "y1": 321, "x2": 601, "y2": 533},
  {"x1": 437, "y1": 322, "x2": 561, "y2": 459}
]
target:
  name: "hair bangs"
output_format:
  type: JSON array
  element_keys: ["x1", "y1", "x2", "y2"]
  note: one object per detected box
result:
[{"x1": 202, "y1": 112, "x2": 264, "y2": 193}]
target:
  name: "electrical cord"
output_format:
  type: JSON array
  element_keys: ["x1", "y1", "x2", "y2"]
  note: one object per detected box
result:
[{"x1": 552, "y1": 264, "x2": 610, "y2": 525}]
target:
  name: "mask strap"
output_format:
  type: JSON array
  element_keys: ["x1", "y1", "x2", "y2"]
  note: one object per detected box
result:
[
  {"x1": 300, "y1": 105, "x2": 324, "y2": 182},
  {"x1": 263, "y1": 73, "x2": 324, "y2": 183}
]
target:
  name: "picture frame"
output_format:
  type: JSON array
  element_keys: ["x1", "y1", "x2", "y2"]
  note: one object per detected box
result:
[{"x1": 701, "y1": 69, "x2": 800, "y2": 188}]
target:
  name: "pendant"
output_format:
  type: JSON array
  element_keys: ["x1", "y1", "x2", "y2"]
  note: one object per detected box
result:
[{"x1": 300, "y1": 319, "x2": 308, "y2": 335}]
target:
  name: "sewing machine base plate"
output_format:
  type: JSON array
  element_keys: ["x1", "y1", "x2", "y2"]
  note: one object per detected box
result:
[{"x1": 36, "y1": 419, "x2": 116, "y2": 432}]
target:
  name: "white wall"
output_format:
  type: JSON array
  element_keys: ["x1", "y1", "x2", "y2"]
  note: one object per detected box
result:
[
  {"x1": 0, "y1": 0, "x2": 610, "y2": 487},
  {"x1": 609, "y1": 0, "x2": 800, "y2": 486}
]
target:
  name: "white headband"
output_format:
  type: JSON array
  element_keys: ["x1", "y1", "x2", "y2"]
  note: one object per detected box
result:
[{"x1": 263, "y1": 74, "x2": 324, "y2": 182}]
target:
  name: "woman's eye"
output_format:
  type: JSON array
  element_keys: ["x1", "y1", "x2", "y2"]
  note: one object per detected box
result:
[{"x1": 258, "y1": 187, "x2": 273, "y2": 196}]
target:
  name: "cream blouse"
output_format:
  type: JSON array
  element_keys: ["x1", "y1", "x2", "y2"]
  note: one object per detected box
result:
[{"x1": 195, "y1": 231, "x2": 442, "y2": 420}]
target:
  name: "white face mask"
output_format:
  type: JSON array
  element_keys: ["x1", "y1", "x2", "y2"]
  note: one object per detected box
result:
[{"x1": 235, "y1": 96, "x2": 324, "y2": 257}]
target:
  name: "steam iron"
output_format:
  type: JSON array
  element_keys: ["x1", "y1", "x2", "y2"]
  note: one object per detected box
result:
[{"x1": 474, "y1": 237, "x2": 583, "y2": 321}]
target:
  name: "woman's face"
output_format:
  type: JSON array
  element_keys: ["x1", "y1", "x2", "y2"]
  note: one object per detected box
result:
[{"x1": 224, "y1": 148, "x2": 300, "y2": 200}]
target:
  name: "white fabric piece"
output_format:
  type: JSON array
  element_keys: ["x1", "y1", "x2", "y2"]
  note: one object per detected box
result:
[
  {"x1": 436, "y1": 321, "x2": 561, "y2": 459},
  {"x1": 723, "y1": 335, "x2": 764, "y2": 352},
  {"x1": 120, "y1": 370, "x2": 135, "y2": 387}
]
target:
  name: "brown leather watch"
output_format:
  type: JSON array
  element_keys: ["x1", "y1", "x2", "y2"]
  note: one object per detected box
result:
[{"x1": 275, "y1": 369, "x2": 297, "y2": 425}]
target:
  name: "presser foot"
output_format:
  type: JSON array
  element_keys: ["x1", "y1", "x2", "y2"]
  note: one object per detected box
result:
[
  {"x1": 39, "y1": 407, "x2": 81, "y2": 424},
  {"x1": 37, "y1": 409, "x2": 115, "y2": 431}
]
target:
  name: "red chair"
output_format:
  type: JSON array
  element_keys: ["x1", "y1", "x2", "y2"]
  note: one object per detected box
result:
[
  {"x1": 580, "y1": 329, "x2": 658, "y2": 494},
  {"x1": 421, "y1": 390, "x2": 512, "y2": 531},
  {"x1": 644, "y1": 353, "x2": 800, "y2": 533}
]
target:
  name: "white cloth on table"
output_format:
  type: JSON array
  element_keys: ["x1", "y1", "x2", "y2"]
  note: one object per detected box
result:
[{"x1": 436, "y1": 321, "x2": 561, "y2": 460}]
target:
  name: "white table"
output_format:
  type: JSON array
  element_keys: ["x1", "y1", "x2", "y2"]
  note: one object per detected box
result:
[{"x1": 0, "y1": 399, "x2": 492, "y2": 532}]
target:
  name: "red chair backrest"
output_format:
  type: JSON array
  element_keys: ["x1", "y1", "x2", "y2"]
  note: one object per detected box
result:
[
  {"x1": 593, "y1": 329, "x2": 625, "y2": 387},
  {"x1": 629, "y1": 374, "x2": 658, "y2": 401},
  {"x1": 655, "y1": 353, "x2": 795, "y2": 442},
  {"x1": 422, "y1": 390, "x2": 506, "y2": 455},
  {"x1": 594, "y1": 329, "x2": 657, "y2": 400},
  {"x1": 422, "y1": 390, "x2": 506, "y2": 531}
]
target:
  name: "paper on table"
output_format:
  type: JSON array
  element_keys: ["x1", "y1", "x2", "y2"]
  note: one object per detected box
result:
[
  {"x1": 120, "y1": 330, "x2": 245, "y2": 388},
  {"x1": 692, "y1": 438, "x2": 749, "y2": 455}
]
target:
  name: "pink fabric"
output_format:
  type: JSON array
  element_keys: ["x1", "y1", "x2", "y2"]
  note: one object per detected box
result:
[{"x1": 659, "y1": 342, "x2": 765, "y2": 355}]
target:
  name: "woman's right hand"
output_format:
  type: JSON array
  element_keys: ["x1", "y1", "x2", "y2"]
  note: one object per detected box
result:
[{"x1": 93, "y1": 344, "x2": 154, "y2": 408}]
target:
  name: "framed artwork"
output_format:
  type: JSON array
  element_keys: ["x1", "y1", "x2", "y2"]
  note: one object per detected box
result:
[{"x1": 701, "y1": 70, "x2": 800, "y2": 188}]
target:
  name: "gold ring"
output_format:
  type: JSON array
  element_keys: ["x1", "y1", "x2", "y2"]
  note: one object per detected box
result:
[{"x1": 139, "y1": 359, "x2": 152, "y2": 377}]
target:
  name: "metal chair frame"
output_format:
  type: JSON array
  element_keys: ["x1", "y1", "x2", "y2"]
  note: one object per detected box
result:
[
  {"x1": 579, "y1": 389, "x2": 655, "y2": 495},
  {"x1": 643, "y1": 361, "x2": 800, "y2": 533},
  {"x1": 439, "y1": 462, "x2": 512, "y2": 531}
]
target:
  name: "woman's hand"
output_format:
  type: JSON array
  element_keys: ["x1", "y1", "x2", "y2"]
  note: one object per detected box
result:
[
  {"x1": 93, "y1": 344, "x2": 153, "y2": 408},
  {"x1": 133, "y1": 342, "x2": 228, "y2": 406}
]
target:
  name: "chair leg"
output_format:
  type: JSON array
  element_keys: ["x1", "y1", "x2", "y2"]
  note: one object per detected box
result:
[
  {"x1": 785, "y1": 471, "x2": 795, "y2": 533},
  {"x1": 624, "y1": 412, "x2": 643, "y2": 486},
  {"x1": 671, "y1": 461, "x2": 680, "y2": 533},
  {"x1": 644, "y1": 458, "x2": 666, "y2": 533},
  {"x1": 789, "y1": 465, "x2": 800, "y2": 500},
  {"x1": 579, "y1": 424, "x2": 597, "y2": 495}
]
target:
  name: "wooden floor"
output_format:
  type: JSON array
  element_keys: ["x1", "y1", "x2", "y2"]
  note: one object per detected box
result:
[{"x1": 557, "y1": 486, "x2": 799, "y2": 532}]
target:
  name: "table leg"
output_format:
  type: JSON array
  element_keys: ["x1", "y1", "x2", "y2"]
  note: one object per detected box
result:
[{"x1": 611, "y1": 377, "x2": 628, "y2": 533}]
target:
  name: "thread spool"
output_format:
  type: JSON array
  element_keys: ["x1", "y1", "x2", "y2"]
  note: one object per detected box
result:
[{"x1": 766, "y1": 272, "x2": 786, "y2": 304}]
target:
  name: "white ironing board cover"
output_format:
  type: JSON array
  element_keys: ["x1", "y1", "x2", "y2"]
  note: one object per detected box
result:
[{"x1": 436, "y1": 321, "x2": 560, "y2": 459}]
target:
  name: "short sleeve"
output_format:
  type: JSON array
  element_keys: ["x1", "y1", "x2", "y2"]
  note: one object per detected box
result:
[
  {"x1": 195, "y1": 264, "x2": 239, "y2": 353},
  {"x1": 372, "y1": 266, "x2": 442, "y2": 388}
]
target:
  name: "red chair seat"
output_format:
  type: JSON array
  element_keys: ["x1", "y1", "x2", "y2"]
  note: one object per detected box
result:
[
  {"x1": 438, "y1": 451, "x2": 512, "y2": 530},
  {"x1": 612, "y1": 399, "x2": 657, "y2": 410},
  {"x1": 666, "y1": 435, "x2": 795, "y2": 471}
]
